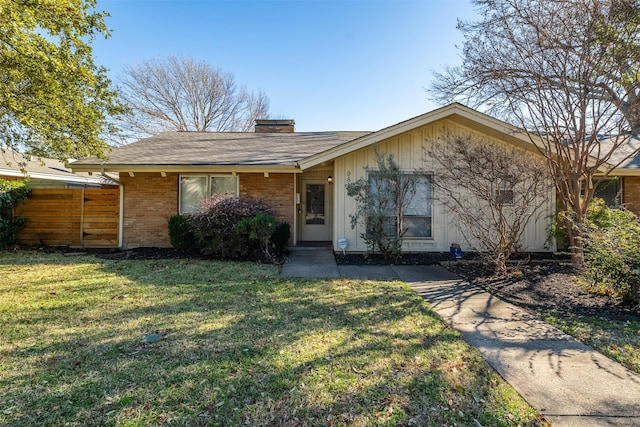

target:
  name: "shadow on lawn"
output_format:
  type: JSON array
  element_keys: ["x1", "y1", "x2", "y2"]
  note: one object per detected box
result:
[{"x1": 0, "y1": 255, "x2": 540, "y2": 426}]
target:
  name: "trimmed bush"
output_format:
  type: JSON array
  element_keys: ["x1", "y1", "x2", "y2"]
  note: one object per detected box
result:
[
  {"x1": 189, "y1": 194, "x2": 273, "y2": 260},
  {"x1": 167, "y1": 214, "x2": 196, "y2": 250},
  {"x1": 585, "y1": 199, "x2": 640, "y2": 304}
]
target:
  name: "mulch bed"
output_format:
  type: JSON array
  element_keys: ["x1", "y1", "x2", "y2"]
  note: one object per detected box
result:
[{"x1": 444, "y1": 261, "x2": 639, "y2": 320}]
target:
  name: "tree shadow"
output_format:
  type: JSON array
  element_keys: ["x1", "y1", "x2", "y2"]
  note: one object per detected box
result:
[{"x1": 0, "y1": 255, "x2": 542, "y2": 426}]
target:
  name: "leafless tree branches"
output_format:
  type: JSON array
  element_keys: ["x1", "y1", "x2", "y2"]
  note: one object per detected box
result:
[
  {"x1": 428, "y1": 134, "x2": 551, "y2": 273},
  {"x1": 429, "y1": 0, "x2": 640, "y2": 264},
  {"x1": 117, "y1": 56, "x2": 270, "y2": 138}
]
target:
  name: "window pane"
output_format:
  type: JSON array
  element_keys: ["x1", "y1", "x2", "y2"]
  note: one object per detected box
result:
[
  {"x1": 594, "y1": 179, "x2": 621, "y2": 207},
  {"x1": 180, "y1": 176, "x2": 207, "y2": 214},
  {"x1": 306, "y1": 184, "x2": 325, "y2": 225},
  {"x1": 211, "y1": 176, "x2": 237, "y2": 195},
  {"x1": 405, "y1": 176, "x2": 431, "y2": 216},
  {"x1": 404, "y1": 217, "x2": 432, "y2": 238}
]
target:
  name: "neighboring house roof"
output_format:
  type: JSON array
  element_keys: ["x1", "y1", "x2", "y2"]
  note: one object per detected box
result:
[
  {"x1": 70, "y1": 131, "x2": 370, "y2": 173},
  {"x1": 0, "y1": 150, "x2": 114, "y2": 186},
  {"x1": 603, "y1": 134, "x2": 640, "y2": 175}
]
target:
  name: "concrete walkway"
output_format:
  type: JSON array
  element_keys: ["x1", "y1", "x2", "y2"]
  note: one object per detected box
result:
[{"x1": 280, "y1": 248, "x2": 640, "y2": 427}]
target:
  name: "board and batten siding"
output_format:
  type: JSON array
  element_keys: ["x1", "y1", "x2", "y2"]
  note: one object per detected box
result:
[{"x1": 332, "y1": 118, "x2": 555, "y2": 253}]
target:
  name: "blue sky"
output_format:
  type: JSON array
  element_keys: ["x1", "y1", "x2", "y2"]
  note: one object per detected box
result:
[{"x1": 92, "y1": 0, "x2": 478, "y2": 132}]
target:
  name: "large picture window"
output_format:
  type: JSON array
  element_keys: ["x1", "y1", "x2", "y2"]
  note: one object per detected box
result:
[{"x1": 179, "y1": 174, "x2": 238, "y2": 214}]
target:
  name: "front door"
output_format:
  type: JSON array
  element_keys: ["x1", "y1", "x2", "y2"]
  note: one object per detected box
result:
[{"x1": 300, "y1": 180, "x2": 331, "y2": 241}]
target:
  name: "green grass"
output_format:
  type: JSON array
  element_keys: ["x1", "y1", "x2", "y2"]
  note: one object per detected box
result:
[
  {"x1": 0, "y1": 251, "x2": 541, "y2": 426},
  {"x1": 535, "y1": 309, "x2": 640, "y2": 374}
]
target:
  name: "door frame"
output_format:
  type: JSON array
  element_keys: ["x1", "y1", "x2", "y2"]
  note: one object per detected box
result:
[{"x1": 298, "y1": 177, "x2": 332, "y2": 242}]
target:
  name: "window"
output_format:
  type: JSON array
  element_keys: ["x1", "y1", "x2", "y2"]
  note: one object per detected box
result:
[
  {"x1": 179, "y1": 174, "x2": 238, "y2": 214},
  {"x1": 368, "y1": 172, "x2": 432, "y2": 238},
  {"x1": 496, "y1": 183, "x2": 514, "y2": 205},
  {"x1": 594, "y1": 178, "x2": 622, "y2": 207},
  {"x1": 404, "y1": 175, "x2": 432, "y2": 238}
]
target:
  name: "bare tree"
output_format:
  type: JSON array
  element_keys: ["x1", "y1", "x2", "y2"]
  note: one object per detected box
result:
[
  {"x1": 117, "y1": 56, "x2": 270, "y2": 137},
  {"x1": 428, "y1": 134, "x2": 551, "y2": 274},
  {"x1": 430, "y1": 0, "x2": 640, "y2": 265}
]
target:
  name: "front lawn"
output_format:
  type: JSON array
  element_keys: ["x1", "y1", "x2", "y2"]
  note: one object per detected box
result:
[{"x1": 0, "y1": 252, "x2": 541, "y2": 426}]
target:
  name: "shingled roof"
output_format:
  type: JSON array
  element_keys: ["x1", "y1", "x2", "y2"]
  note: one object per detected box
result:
[
  {"x1": 1, "y1": 150, "x2": 113, "y2": 185},
  {"x1": 71, "y1": 131, "x2": 369, "y2": 172}
]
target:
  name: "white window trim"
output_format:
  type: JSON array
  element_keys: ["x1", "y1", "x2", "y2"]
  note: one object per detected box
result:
[{"x1": 404, "y1": 172, "x2": 433, "y2": 240}]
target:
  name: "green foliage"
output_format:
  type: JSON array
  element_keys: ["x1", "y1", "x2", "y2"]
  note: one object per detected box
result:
[
  {"x1": 0, "y1": 179, "x2": 30, "y2": 249},
  {"x1": 0, "y1": 0, "x2": 128, "y2": 159},
  {"x1": 0, "y1": 217, "x2": 26, "y2": 250},
  {"x1": 167, "y1": 214, "x2": 196, "y2": 250},
  {"x1": 188, "y1": 194, "x2": 273, "y2": 260},
  {"x1": 0, "y1": 180, "x2": 31, "y2": 209},
  {"x1": 235, "y1": 214, "x2": 277, "y2": 260},
  {"x1": 345, "y1": 149, "x2": 417, "y2": 259},
  {"x1": 270, "y1": 221, "x2": 290, "y2": 252},
  {"x1": 585, "y1": 199, "x2": 640, "y2": 304}
]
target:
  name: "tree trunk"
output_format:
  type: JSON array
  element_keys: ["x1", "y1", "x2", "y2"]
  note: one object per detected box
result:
[{"x1": 565, "y1": 217, "x2": 585, "y2": 267}]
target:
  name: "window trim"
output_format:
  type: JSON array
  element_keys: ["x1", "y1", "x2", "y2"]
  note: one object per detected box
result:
[{"x1": 403, "y1": 173, "x2": 433, "y2": 239}]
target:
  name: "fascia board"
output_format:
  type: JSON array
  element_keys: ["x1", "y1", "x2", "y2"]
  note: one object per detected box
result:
[
  {"x1": 604, "y1": 168, "x2": 640, "y2": 177},
  {"x1": 69, "y1": 164, "x2": 302, "y2": 174},
  {"x1": 0, "y1": 168, "x2": 103, "y2": 184}
]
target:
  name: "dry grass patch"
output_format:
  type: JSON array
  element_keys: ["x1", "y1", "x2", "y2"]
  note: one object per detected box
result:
[{"x1": 0, "y1": 252, "x2": 541, "y2": 426}]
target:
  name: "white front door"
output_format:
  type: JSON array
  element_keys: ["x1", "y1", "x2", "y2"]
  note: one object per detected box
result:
[{"x1": 300, "y1": 180, "x2": 331, "y2": 241}]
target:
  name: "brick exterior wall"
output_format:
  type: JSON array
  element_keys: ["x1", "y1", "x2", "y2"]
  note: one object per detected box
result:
[
  {"x1": 239, "y1": 173, "x2": 295, "y2": 226},
  {"x1": 119, "y1": 172, "x2": 295, "y2": 248},
  {"x1": 120, "y1": 172, "x2": 178, "y2": 248},
  {"x1": 624, "y1": 177, "x2": 640, "y2": 215}
]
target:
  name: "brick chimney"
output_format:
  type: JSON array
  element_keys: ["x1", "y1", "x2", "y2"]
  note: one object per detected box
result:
[{"x1": 254, "y1": 119, "x2": 295, "y2": 133}]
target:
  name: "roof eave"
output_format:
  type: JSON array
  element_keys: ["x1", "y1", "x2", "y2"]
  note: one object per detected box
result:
[
  {"x1": 69, "y1": 163, "x2": 302, "y2": 174},
  {"x1": 0, "y1": 168, "x2": 103, "y2": 184}
]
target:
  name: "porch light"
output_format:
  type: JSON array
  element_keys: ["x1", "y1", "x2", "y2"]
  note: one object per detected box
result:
[{"x1": 327, "y1": 175, "x2": 333, "y2": 185}]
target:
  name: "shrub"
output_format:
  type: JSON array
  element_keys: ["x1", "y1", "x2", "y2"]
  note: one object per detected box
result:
[
  {"x1": 271, "y1": 221, "x2": 290, "y2": 252},
  {"x1": 235, "y1": 214, "x2": 277, "y2": 260},
  {"x1": 345, "y1": 149, "x2": 416, "y2": 260},
  {"x1": 584, "y1": 199, "x2": 640, "y2": 304},
  {"x1": 189, "y1": 194, "x2": 273, "y2": 260},
  {"x1": 0, "y1": 179, "x2": 30, "y2": 249},
  {"x1": 167, "y1": 214, "x2": 196, "y2": 250}
]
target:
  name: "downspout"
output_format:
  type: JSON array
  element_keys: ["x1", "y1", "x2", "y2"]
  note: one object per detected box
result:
[{"x1": 118, "y1": 182, "x2": 124, "y2": 249}]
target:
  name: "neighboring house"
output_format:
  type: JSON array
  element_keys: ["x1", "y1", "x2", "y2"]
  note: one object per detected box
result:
[
  {"x1": 68, "y1": 103, "x2": 640, "y2": 252},
  {"x1": 598, "y1": 134, "x2": 640, "y2": 212},
  {"x1": 1, "y1": 150, "x2": 120, "y2": 248},
  {"x1": 0, "y1": 149, "x2": 116, "y2": 188}
]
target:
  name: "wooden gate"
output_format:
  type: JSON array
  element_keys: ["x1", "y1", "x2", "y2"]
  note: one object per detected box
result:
[{"x1": 15, "y1": 188, "x2": 119, "y2": 248}]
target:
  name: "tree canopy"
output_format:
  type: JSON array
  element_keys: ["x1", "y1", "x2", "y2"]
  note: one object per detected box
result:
[
  {"x1": 0, "y1": 0, "x2": 127, "y2": 159},
  {"x1": 430, "y1": 0, "x2": 640, "y2": 264},
  {"x1": 117, "y1": 55, "x2": 270, "y2": 137}
]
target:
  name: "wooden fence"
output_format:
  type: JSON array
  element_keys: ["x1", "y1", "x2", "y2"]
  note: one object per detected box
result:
[{"x1": 14, "y1": 188, "x2": 119, "y2": 248}]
